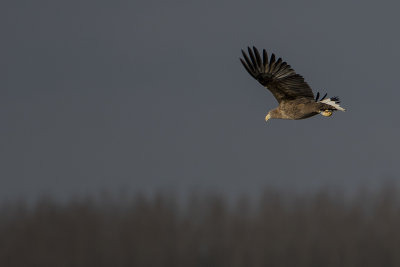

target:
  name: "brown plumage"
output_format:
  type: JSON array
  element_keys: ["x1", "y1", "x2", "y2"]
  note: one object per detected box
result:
[{"x1": 240, "y1": 47, "x2": 345, "y2": 122}]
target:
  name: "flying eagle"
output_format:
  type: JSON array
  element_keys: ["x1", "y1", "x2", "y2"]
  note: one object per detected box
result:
[{"x1": 240, "y1": 47, "x2": 345, "y2": 122}]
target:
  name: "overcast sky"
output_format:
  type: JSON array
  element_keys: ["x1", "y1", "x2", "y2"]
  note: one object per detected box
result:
[{"x1": 1, "y1": 0, "x2": 399, "y2": 201}]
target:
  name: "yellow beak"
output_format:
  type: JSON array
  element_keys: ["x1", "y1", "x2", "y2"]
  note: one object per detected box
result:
[{"x1": 265, "y1": 113, "x2": 271, "y2": 122}]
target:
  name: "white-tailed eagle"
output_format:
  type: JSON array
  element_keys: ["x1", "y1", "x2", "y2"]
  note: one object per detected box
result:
[{"x1": 240, "y1": 47, "x2": 345, "y2": 122}]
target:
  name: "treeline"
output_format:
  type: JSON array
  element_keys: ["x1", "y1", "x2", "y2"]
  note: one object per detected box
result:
[{"x1": 1, "y1": 186, "x2": 400, "y2": 267}]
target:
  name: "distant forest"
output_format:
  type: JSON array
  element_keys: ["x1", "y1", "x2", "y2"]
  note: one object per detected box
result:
[{"x1": 1, "y1": 185, "x2": 400, "y2": 267}]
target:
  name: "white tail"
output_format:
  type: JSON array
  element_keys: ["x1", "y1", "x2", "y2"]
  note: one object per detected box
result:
[{"x1": 320, "y1": 98, "x2": 346, "y2": 112}]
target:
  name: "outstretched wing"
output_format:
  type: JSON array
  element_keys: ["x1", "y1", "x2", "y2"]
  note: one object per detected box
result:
[{"x1": 240, "y1": 46, "x2": 315, "y2": 103}]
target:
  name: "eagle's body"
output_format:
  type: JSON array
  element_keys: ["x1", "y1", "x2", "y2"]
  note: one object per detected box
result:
[
  {"x1": 240, "y1": 47, "x2": 345, "y2": 122},
  {"x1": 268, "y1": 98, "x2": 337, "y2": 120}
]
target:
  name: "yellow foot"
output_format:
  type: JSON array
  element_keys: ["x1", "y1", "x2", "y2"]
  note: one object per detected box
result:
[{"x1": 321, "y1": 110, "x2": 333, "y2": 117}]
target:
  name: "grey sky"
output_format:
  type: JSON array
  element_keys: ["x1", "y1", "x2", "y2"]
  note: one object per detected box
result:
[{"x1": 1, "y1": 0, "x2": 399, "y2": 201}]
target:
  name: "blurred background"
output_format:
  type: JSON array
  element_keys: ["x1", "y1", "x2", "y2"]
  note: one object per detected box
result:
[{"x1": 1, "y1": 0, "x2": 400, "y2": 265}]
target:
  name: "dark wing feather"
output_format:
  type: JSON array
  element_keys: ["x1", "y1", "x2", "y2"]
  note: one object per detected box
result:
[
  {"x1": 240, "y1": 46, "x2": 315, "y2": 103},
  {"x1": 274, "y1": 75, "x2": 314, "y2": 100}
]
